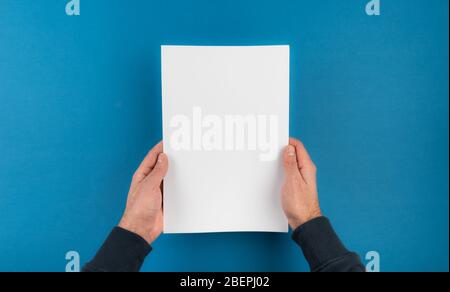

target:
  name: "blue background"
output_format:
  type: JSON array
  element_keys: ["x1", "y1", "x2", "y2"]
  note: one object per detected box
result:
[{"x1": 0, "y1": 0, "x2": 448, "y2": 272}]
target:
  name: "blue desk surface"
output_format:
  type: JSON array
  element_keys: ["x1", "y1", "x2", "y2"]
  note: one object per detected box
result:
[{"x1": 0, "y1": 0, "x2": 448, "y2": 272}]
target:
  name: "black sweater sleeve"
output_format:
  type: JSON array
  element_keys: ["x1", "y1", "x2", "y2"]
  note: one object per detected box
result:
[
  {"x1": 292, "y1": 216, "x2": 365, "y2": 272},
  {"x1": 82, "y1": 227, "x2": 151, "y2": 272},
  {"x1": 84, "y1": 217, "x2": 363, "y2": 272}
]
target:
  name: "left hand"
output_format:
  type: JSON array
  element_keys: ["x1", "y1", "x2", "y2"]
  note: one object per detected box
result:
[{"x1": 118, "y1": 141, "x2": 168, "y2": 244}]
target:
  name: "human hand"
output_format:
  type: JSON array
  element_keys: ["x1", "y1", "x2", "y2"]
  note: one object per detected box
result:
[
  {"x1": 281, "y1": 138, "x2": 322, "y2": 230},
  {"x1": 118, "y1": 141, "x2": 168, "y2": 244}
]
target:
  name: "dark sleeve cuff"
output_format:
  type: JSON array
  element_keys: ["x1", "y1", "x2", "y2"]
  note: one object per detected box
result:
[
  {"x1": 292, "y1": 216, "x2": 351, "y2": 271},
  {"x1": 83, "y1": 227, "x2": 152, "y2": 272}
]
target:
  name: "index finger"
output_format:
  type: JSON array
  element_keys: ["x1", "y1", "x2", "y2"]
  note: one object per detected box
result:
[
  {"x1": 133, "y1": 141, "x2": 164, "y2": 182},
  {"x1": 289, "y1": 137, "x2": 317, "y2": 183}
]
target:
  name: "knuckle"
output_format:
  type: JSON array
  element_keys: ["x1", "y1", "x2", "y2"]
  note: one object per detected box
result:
[
  {"x1": 150, "y1": 184, "x2": 160, "y2": 193},
  {"x1": 284, "y1": 158, "x2": 296, "y2": 168},
  {"x1": 132, "y1": 172, "x2": 141, "y2": 181},
  {"x1": 293, "y1": 139, "x2": 304, "y2": 149},
  {"x1": 147, "y1": 172, "x2": 162, "y2": 185}
]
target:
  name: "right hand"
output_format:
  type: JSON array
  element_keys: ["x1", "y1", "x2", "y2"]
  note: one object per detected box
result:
[{"x1": 281, "y1": 138, "x2": 322, "y2": 229}]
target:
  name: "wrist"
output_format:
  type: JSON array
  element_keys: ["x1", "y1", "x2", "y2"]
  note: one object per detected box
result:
[
  {"x1": 289, "y1": 209, "x2": 323, "y2": 230},
  {"x1": 118, "y1": 216, "x2": 155, "y2": 245}
]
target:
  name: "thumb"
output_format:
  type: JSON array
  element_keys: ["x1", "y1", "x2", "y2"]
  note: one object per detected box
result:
[
  {"x1": 284, "y1": 145, "x2": 301, "y2": 178},
  {"x1": 147, "y1": 153, "x2": 169, "y2": 186}
]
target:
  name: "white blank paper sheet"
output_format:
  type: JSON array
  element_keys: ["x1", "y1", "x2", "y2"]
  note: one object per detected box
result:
[{"x1": 162, "y1": 45, "x2": 289, "y2": 233}]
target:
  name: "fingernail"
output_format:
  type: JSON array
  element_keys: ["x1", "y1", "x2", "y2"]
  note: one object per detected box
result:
[
  {"x1": 287, "y1": 145, "x2": 296, "y2": 157},
  {"x1": 158, "y1": 153, "x2": 165, "y2": 164}
]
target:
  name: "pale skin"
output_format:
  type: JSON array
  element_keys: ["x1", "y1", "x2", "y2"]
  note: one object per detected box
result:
[
  {"x1": 119, "y1": 138, "x2": 321, "y2": 244},
  {"x1": 118, "y1": 142, "x2": 167, "y2": 244},
  {"x1": 281, "y1": 138, "x2": 322, "y2": 229}
]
